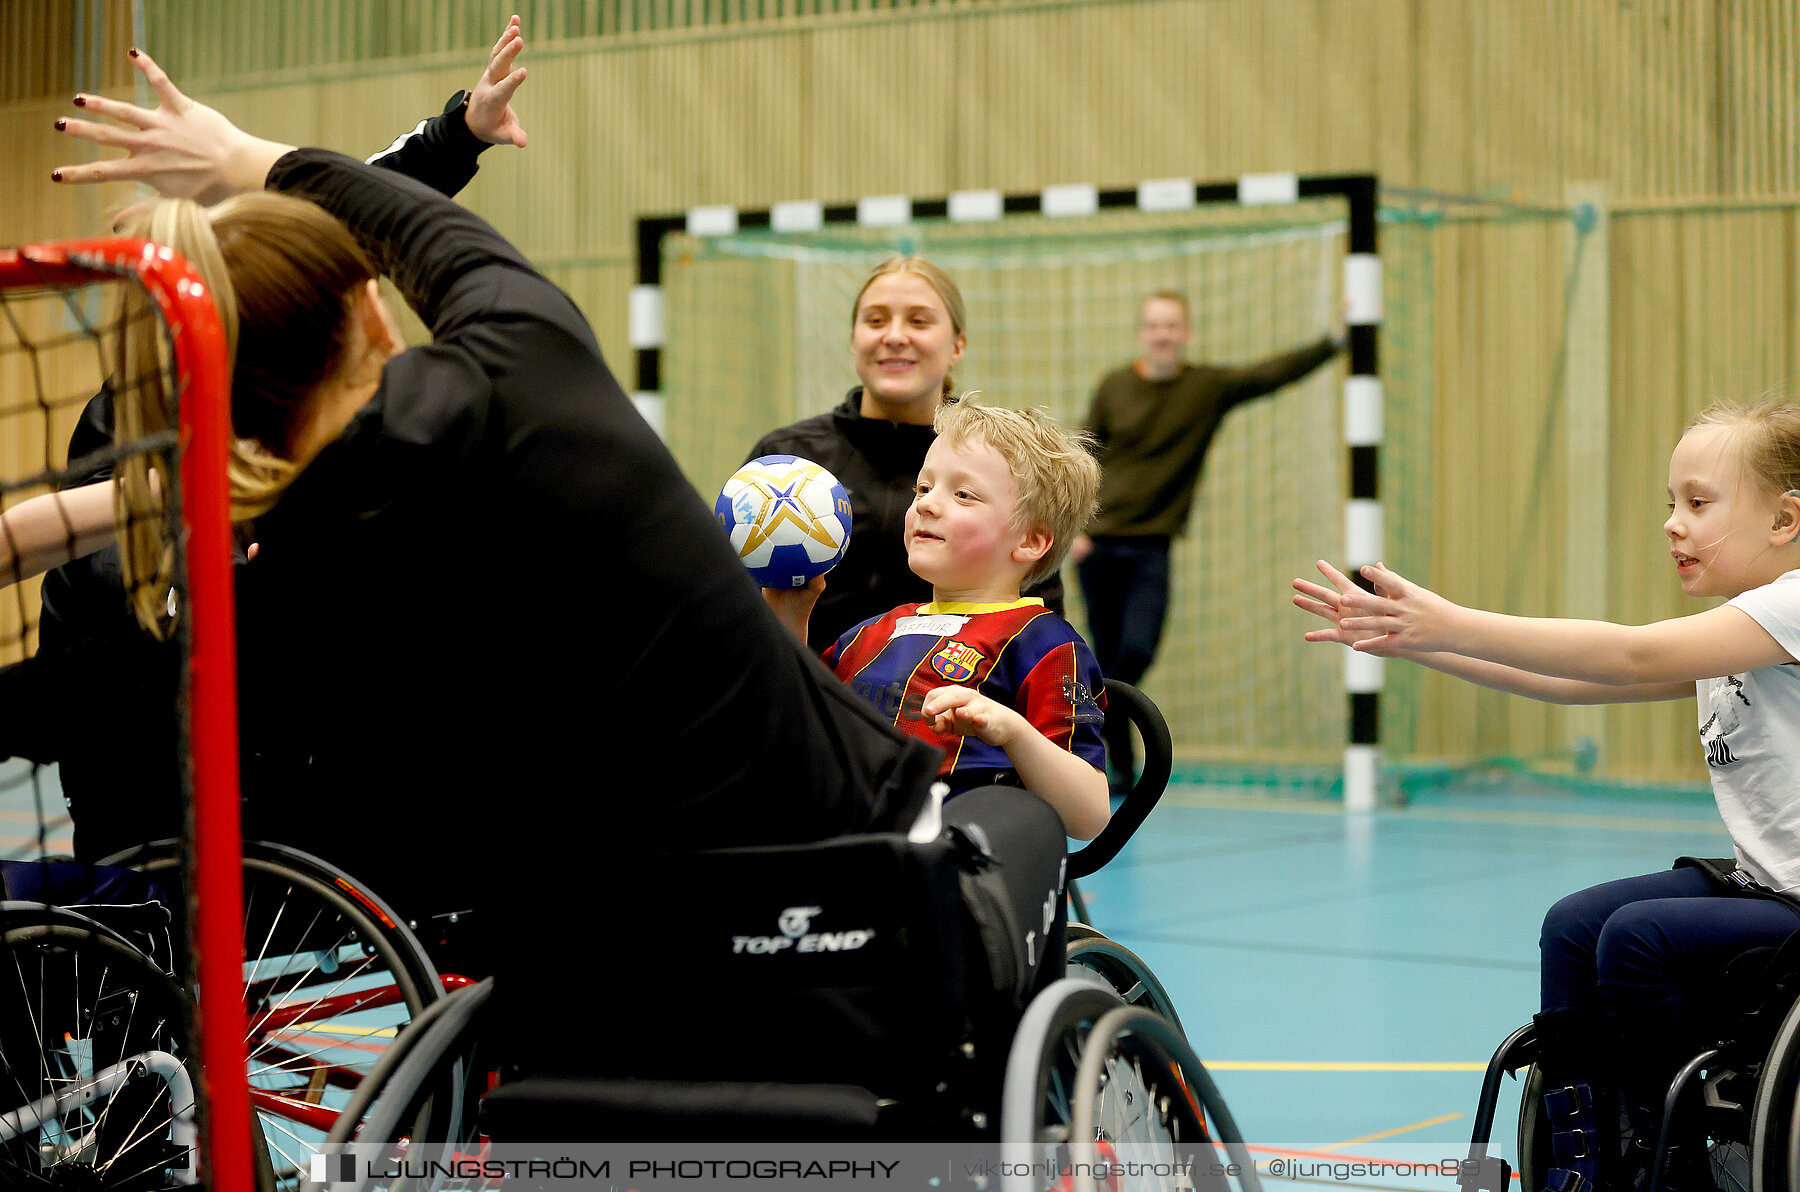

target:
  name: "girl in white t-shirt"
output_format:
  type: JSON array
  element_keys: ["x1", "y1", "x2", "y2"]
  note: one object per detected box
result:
[{"x1": 1295, "y1": 396, "x2": 1800, "y2": 1192}]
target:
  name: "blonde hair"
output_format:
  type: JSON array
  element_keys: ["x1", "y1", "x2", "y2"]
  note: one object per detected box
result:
[
  {"x1": 933, "y1": 394, "x2": 1101, "y2": 588},
  {"x1": 112, "y1": 193, "x2": 377, "y2": 633},
  {"x1": 1687, "y1": 396, "x2": 1800, "y2": 497},
  {"x1": 112, "y1": 199, "x2": 236, "y2": 636},
  {"x1": 850, "y1": 255, "x2": 967, "y2": 400}
]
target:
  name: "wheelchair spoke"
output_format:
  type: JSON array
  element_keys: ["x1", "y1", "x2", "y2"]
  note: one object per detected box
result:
[
  {"x1": 258, "y1": 1104, "x2": 324, "y2": 1173},
  {"x1": 248, "y1": 1029, "x2": 380, "y2": 1084},
  {"x1": 82, "y1": 963, "x2": 138, "y2": 1160},
  {"x1": 247, "y1": 957, "x2": 386, "y2": 1072},
  {"x1": 94, "y1": 1100, "x2": 180, "y2": 1182}
]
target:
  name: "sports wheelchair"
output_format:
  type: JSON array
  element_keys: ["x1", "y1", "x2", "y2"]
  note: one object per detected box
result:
[
  {"x1": 0, "y1": 840, "x2": 451, "y2": 1189},
  {"x1": 324, "y1": 680, "x2": 1258, "y2": 1192},
  {"x1": 1460, "y1": 874, "x2": 1800, "y2": 1192}
]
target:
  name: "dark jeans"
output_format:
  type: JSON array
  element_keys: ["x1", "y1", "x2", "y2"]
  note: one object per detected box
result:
[
  {"x1": 1540, "y1": 867, "x2": 1800, "y2": 1038},
  {"x1": 1076, "y1": 537, "x2": 1172, "y2": 792}
]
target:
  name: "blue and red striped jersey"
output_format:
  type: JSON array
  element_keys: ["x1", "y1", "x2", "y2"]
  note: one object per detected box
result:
[{"x1": 825, "y1": 598, "x2": 1107, "y2": 792}]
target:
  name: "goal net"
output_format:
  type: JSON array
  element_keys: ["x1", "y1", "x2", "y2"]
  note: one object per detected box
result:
[
  {"x1": 0, "y1": 239, "x2": 252, "y2": 1189},
  {"x1": 661, "y1": 204, "x2": 1352, "y2": 785}
]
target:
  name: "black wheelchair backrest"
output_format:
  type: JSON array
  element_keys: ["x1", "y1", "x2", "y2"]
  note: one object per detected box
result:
[{"x1": 491, "y1": 829, "x2": 994, "y2": 1095}]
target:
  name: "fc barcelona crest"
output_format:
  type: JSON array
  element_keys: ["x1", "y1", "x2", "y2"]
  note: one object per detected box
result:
[{"x1": 930, "y1": 640, "x2": 985, "y2": 683}]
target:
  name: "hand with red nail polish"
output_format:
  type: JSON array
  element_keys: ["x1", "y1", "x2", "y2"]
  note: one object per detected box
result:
[{"x1": 49, "y1": 48, "x2": 293, "y2": 201}]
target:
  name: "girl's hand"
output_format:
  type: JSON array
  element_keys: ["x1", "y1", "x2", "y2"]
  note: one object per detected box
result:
[
  {"x1": 920, "y1": 685, "x2": 1020, "y2": 747},
  {"x1": 1309, "y1": 559, "x2": 1461, "y2": 655},
  {"x1": 467, "y1": 16, "x2": 529, "y2": 147},
  {"x1": 52, "y1": 50, "x2": 291, "y2": 203},
  {"x1": 1292, "y1": 561, "x2": 1389, "y2": 648}
]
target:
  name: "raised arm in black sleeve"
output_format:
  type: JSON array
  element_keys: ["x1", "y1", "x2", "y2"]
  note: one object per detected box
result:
[{"x1": 365, "y1": 92, "x2": 492, "y2": 199}]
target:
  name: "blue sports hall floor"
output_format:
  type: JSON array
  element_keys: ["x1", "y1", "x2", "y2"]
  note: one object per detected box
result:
[
  {"x1": 1073, "y1": 781, "x2": 1731, "y2": 1185},
  {"x1": 1, "y1": 759, "x2": 1733, "y2": 1184}
]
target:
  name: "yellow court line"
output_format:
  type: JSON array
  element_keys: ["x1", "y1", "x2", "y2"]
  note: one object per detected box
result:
[
  {"x1": 1320, "y1": 1113, "x2": 1465, "y2": 1149},
  {"x1": 1206, "y1": 1061, "x2": 1487, "y2": 1072},
  {"x1": 280, "y1": 1021, "x2": 399, "y2": 1039}
]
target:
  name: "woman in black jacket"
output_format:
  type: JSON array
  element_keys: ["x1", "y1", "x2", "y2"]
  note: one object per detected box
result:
[
  {"x1": 51, "y1": 52, "x2": 939, "y2": 957},
  {"x1": 32, "y1": 25, "x2": 530, "y2": 862}
]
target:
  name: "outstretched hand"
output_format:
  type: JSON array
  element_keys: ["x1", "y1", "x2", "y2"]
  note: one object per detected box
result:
[
  {"x1": 1292, "y1": 559, "x2": 1459, "y2": 655},
  {"x1": 466, "y1": 16, "x2": 529, "y2": 147},
  {"x1": 1292, "y1": 561, "x2": 1386, "y2": 648},
  {"x1": 51, "y1": 49, "x2": 292, "y2": 204}
]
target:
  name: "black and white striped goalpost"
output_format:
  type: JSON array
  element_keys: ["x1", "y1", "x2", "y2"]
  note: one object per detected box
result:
[{"x1": 633, "y1": 172, "x2": 1383, "y2": 810}]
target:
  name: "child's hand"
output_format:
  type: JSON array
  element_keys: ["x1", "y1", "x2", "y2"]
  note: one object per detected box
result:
[
  {"x1": 1306, "y1": 559, "x2": 1460, "y2": 655},
  {"x1": 1293, "y1": 561, "x2": 1389, "y2": 648},
  {"x1": 761, "y1": 574, "x2": 824, "y2": 643},
  {"x1": 920, "y1": 685, "x2": 1020, "y2": 747}
]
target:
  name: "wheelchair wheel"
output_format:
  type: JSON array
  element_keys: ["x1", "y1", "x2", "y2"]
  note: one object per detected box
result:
[
  {"x1": 1066, "y1": 935, "x2": 1184, "y2": 1034},
  {"x1": 1002, "y1": 977, "x2": 1127, "y2": 1176},
  {"x1": 1751, "y1": 991, "x2": 1800, "y2": 1192},
  {"x1": 1514, "y1": 1063, "x2": 1551, "y2": 1192},
  {"x1": 0, "y1": 903, "x2": 197, "y2": 1189},
  {"x1": 1516, "y1": 1055, "x2": 1757, "y2": 1192},
  {"x1": 1002, "y1": 980, "x2": 1253, "y2": 1192},
  {"x1": 1069, "y1": 1006, "x2": 1258, "y2": 1192},
  {"x1": 98, "y1": 840, "x2": 447, "y2": 1186},
  {"x1": 320, "y1": 979, "x2": 493, "y2": 1192}
]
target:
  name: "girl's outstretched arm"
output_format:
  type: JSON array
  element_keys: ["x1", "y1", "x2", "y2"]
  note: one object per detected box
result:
[
  {"x1": 1318, "y1": 559, "x2": 1792, "y2": 685},
  {"x1": 1, "y1": 482, "x2": 124, "y2": 586},
  {"x1": 1294, "y1": 564, "x2": 1689, "y2": 704}
]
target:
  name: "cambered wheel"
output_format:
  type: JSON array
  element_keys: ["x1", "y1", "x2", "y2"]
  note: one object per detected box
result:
[
  {"x1": 0, "y1": 904, "x2": 198, "y2": 1189},
  {"x1": 1066, "y1": 934, "x2": 1183, "y2": 1033},
  {"x1": 1751, "y1": 993, "x2": 1800, "y2": 1192},
  {"x1": 1069, "y1": 1005, "x2": 1255, "y2": 1192},
  {"x1": 99, "y1": 840, "x2": 449, "y2": 1186}
]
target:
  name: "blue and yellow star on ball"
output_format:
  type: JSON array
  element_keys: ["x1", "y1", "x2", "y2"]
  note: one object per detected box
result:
[{"x1": 736, "y1": 464, "x2": 840, "y2": 554}]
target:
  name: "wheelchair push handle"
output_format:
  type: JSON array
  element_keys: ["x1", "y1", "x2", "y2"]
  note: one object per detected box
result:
[{"x1": 1067, "y1": 680, "x2": 1171, "y2": 880}]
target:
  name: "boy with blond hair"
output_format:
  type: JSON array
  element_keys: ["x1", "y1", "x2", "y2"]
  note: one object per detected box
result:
[{"x1": 780, "y1": 395, "x2": 1109, "y2": 840}]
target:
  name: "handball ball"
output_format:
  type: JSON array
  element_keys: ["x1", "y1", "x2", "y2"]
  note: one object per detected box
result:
[{"x1": 715, "y1": 455, "x2": 853, "y2": 589}]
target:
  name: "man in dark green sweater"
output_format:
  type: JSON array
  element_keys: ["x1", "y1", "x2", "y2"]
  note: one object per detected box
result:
[{"x1": 1073, "y1": 290, "x2": 1343, "y2": 792}]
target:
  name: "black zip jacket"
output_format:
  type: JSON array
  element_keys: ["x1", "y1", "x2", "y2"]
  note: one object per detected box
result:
[{"x1": 239, "y1": 150, "x2": 937, "y2": 931}]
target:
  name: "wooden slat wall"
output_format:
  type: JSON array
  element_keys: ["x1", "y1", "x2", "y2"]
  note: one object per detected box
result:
[{"x1": 10, "y1": 0, "x2": 1800, "y2": 781}]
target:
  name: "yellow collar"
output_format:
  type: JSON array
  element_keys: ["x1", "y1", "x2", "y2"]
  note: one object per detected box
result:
[{"x1": 919, "y1": 597, "x2": 1044, "y2": 615}]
